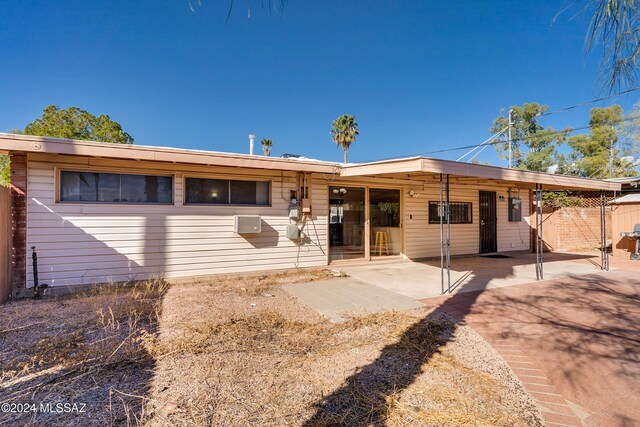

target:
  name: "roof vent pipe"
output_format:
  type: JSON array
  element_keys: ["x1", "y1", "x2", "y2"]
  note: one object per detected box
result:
[{"x1": 249, "y1": 134, "x2": 255, "y2": 155}]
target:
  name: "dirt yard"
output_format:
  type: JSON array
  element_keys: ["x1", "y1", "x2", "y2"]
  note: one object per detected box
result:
[{"x1": 0, "y1": 270, "x2": 543, "y2": 426}]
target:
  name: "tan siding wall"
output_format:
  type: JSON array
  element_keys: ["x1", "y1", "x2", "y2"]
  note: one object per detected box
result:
[
  {"x1": 26, "y1": 157, "x2": 328, "y2": 287},
  {"x1": 404, "y1": 183, "x2": 531, "y2": 259},
  {"x1": 611, "y1": 203, "x2": 640, "y2": 258}
]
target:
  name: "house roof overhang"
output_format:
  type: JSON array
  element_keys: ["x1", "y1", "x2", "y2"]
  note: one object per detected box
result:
[
  {"x1": 0, "y1": 133, "x2": 340, "y2": 174},
  {"x1": 0, "y1": 133, "x2": 622, "y2": 191},
  {"x1": 340, "y1": 157, "x2": 622, "y2": 191}
]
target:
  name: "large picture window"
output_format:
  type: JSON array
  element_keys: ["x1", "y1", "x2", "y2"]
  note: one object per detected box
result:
[
  {"x1": 60, "y1": 171, "x2": 173, "y2": 204},
  {"x1": 185, "y1": 178, "x2": 270, "y2": 206},
  {"x1": 429, "y1": 201, "x2": 473, "y2": 224}
]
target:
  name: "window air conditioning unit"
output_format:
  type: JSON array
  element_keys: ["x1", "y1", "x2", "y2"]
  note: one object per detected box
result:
[{"x1": 234, "y1": 215, "x2": 262, "y2": 234}]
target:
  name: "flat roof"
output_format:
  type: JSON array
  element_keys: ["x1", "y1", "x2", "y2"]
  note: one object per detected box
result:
[
  {"x1": 0, "y1": 133, "x2": 620, "y2": 191},
  {"x1": 340, "y1": 156, "x2": 621, "y2": 191},
  {"x1": 0, "y1": 133, "x2": 340, "y2": 174},
  {"x1": 610, "y1": 193, "x2": 640, "y2": 204}
]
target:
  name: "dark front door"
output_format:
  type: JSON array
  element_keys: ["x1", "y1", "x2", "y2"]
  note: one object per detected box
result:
[{"x1": 479, "y1": 191, "x2": 497, "y2": 253}]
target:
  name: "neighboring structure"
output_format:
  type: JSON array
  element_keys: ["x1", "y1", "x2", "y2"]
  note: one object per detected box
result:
[
  {"x1": 0, "y1": 133, "x2": 620, "y2": 298},
  {"x1": 607, "y1": 176, "x2": 640, "y2": 195},
  {"x1": 610, "y1": 193, "x2": 640, "y2": 259}
]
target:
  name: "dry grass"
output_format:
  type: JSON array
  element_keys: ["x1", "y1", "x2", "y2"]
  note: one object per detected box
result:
[
  {"x1": 144, "y1": 271, "x2": 542, "y2": 427},
  {"x1": 0, "y1": 269, "x2": 542, "y2": 426},
  {"x1": 0, "y1": 279, "x2": 168, "y2": 426}
]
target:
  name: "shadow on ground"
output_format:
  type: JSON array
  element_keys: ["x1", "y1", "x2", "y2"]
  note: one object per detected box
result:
[
  {"x1": 302, "y1": 261, "x2": 517, "y2": 426},
  {"x1": 0, "y1": 281, "x2": 168, "y2": 426},
  {"x1": 431, "y1": 270, "x2": 640, "y2": 426}
]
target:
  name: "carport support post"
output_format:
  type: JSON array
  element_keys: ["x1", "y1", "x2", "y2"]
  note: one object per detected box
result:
[
  {"x1": 535, "y1": 184, "x2": 544, "y2": 280},
  {"x1": 446, "y1": 174, "x2": 451, "y2": 293},
  {"x1": 440, "y1": 174, "x2": 444, "y2": 294},
  {"x1": 439, "y1": 174, "x2": 452, "y2": 294},
  {"x1": 600, "y1": 190, "x2": 609, "y2": 271}
]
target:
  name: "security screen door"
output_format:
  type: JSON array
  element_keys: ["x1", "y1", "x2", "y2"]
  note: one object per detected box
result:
[{"x1": 479, "y1": 191, "x2": 497, "y2": 253}]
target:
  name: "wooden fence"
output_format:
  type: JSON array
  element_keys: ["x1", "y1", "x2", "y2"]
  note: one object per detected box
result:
[{"x1": 0, "y1": 186, "x2": 11, "y2": 302}]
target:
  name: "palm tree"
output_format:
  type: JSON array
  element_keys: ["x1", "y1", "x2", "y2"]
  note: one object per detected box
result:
[
  {"x1": 331, "y1": 114, "x2": 359, "y2": 163},
  {"x1": 260, "y1": 138, "x2": 273, "y2": 156},
  {"x1": 585, "y1": 0, "x2": 640, "y2": 92}
]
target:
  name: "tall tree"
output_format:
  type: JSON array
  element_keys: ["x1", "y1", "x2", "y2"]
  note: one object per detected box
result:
[
  {"x1": 0, "y1": 105, "x2": 133, "y2": 185},
  {"x1": 585, "y1": 0, "x2": 640, "y2": 92},
  {"x1": 0, "y1": 156, "x2": 9, "y2": 187},
  {"x1": 489, "y1": 103, "x2": 571, "y2": 172},
  {"x1": 331, "y1": 114, "x2": 359, "y2": 163},
  {"x1": 21, "y1": 105, "x2": 133, "y2": 144},
  {"x1": 567, "y1": 105, "x2": 638, "y2": 177},
  {"x1": 621, "y1": 101, "x2": 640, "y2": 161}
]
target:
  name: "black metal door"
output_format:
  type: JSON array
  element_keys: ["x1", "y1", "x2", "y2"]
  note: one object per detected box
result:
[{"x1": 479, "y1": 191, "x2": 497, "y2": 253}]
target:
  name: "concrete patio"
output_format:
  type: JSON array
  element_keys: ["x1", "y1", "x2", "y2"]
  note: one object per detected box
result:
[
  {"x1": 338, "y1": 251, "x2": 611, "y2": 299},
  {"x1": 283, "y1": 277, "x2": 423, "y2": 322}
]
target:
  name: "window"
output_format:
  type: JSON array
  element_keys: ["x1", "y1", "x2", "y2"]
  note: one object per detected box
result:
[
  {"x1": 185, "y1": 178, "x2": 270, "y2": 206},
  {"x1": 60, "y1": 171, "x2": 173, "y2": 204},
  {"x1": 429, "y1": 201, "x2": 472, "y2": 224}
]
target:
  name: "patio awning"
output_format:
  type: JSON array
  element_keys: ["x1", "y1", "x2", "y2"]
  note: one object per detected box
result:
[{"x1": 341, "y1": 157, "x2": 621, "y2": 191}]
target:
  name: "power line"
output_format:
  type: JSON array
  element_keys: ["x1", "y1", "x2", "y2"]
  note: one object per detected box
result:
[
  {"x1": 539, "y1": 87, "x2": 640, "y2": 117},
  {"x1": 453, "y1": 89, "x2": 640, "y2": 164},
  {"x1": 359, "y1": 115, "x2": 638, "y2": 163},
  {"x1": 456, "y1": 127, "x2": 507, "y2": 161}
]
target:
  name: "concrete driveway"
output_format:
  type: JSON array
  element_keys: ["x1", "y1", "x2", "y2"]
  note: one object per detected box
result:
[
  {"x1": 422, "y1": 266, "x2": 640, "y2": 427},
  {"x1": 339, "y1": 252, "x2": 608, "y2": 299}
]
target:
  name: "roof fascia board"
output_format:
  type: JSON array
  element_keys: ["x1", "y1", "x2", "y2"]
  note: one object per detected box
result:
[
  {"x1": 0, "y1": 133, "x2": 338, "y2": 173},
  {"x1": 339, "y1": 158, "x2": 423, "y2": 177},
  {"x1": 419, "y1": 158, "x2": 620, "y2": 191},
  {"x1": 339, "y1": 156, "x2": 620, "y2": 191}
]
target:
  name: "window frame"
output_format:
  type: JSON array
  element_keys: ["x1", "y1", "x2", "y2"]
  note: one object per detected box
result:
[
  {"x1": 428, "y1": 201, "x2": 473, "y2": 224},
  {"x1": 56, "y1": 168, "x2": 175, "y2": 206},
  {"x1": 182, "y1": 175, "x2": 273, "y2": 207}
]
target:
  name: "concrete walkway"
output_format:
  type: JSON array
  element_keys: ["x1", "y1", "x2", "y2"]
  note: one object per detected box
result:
[
  {"x1": 339, "y1": 252, "x2": 608, "y2": 299},
  {"x1": 422, "y1": 268, "x2": 640, "y2": 427},
  {"x1": 283, "y1": 277, "x2": 423, "y2": 322}
]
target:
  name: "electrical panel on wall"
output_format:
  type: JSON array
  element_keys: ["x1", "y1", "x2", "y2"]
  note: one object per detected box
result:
[
  {"x1": 508, "y1": 197, "x2": 522, "y2": 222},
  {"x1": 297, "y1": 173, "x2": 312, "y2": 215}
]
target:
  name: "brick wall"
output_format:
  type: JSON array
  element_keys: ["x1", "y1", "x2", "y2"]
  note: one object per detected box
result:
[
  {"x1": 10, "y1": 154, "x2": 27, "y2": 292},
  {"x1": 0, "y1": 186, "x2": 11, "y2": 303},
  {"x1": 551, "y1": 207, "x2": 612, "y2": 252}
]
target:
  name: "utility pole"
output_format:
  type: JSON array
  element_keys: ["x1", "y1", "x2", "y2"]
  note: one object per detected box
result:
[
  {"x1": 609, "y1": 137, "x2": 615, "y2": 178},
  {"x1": 507, "y1": 109, "x2": 513, "y2": 168}
]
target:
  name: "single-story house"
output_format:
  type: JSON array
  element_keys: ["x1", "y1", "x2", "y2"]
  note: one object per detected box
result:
[{"x1": 0, "y1": 133, "x2": 620, "y2": 296}]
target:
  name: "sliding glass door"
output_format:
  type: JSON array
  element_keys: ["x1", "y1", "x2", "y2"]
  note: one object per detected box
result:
[
  {"x1": 369, "y1": 188, "x2": 401, "y2": 256},
  {"x1": 329, "y1": 186, "x2": 366, "y2": 261}
]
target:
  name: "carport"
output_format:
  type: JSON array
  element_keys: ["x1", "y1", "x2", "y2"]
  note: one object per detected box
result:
[
  {"x1": 341, "y1": 158, "x2": 621, "y2": 294},
  {"x1": 338, "y1": 251, "x2": 608, "y2": 300}
]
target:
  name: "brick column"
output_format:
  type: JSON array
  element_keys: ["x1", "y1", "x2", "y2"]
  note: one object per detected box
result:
[{"x1": 10, "y1": 154, "x2": 27, "y2": 292}]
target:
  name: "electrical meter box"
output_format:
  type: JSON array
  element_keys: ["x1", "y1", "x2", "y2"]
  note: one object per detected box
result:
[
  {"x1": 301, "y1": 198, "x2": 311, "y2": 215},
  {"x1": 508, "y1": 198, "x2": 522, "y2": 222},
  {"x1": 234, "y1": 215, "x2": 262, "y2": 234},
  {"x1": 289, "y1": 200, "x2": 300, "y2": 219},
  {"x1": 286, "y1": 224, "x2": 301, "y2": 240}
]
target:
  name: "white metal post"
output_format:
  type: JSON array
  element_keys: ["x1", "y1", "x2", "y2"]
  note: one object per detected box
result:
[{"x1": 508, "y1": 109, "x2": 513, "y2": 169}]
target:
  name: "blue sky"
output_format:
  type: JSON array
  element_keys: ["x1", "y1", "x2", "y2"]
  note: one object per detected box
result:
[{"x1": 1, "y1": 0, "x2": 638, "y2": 165}]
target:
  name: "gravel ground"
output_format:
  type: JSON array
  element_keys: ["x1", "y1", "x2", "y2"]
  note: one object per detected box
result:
[
  {"x1": 145, "y1": 270, "x2": 544, "y2": 426},
  {"x1": 0, "y1": 280, "x2": 166, "y2": 427},
  {"x1": 0, "y1": 269, "x2": 544, "y2": 426}
]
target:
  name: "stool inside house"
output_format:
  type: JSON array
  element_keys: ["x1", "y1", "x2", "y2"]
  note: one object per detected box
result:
[{"x1": 374, "y1": 231, "x2": 389, "y2": 256}]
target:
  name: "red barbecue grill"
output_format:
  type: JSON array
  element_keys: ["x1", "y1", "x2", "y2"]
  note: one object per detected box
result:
[{"x1": 620, "y1": 224, "x2": 640, "y2": 261}]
